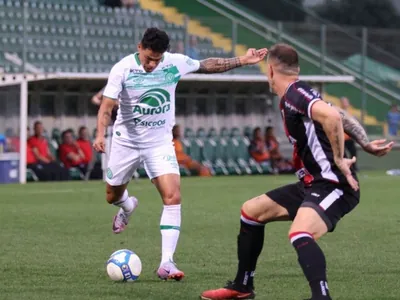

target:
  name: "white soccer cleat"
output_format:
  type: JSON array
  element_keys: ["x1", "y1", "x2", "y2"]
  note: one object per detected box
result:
[
  {"x1": 157, "y1": 261, "x2": 185, "y2": 281},
  {"x1": 112, "y1": 197, "x2": 138, "y2": 234}
]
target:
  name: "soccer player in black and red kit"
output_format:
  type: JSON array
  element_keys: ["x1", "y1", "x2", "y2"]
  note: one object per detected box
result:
[{"x1": 201, "y1": 44, "x2": 394, "y2": 300}]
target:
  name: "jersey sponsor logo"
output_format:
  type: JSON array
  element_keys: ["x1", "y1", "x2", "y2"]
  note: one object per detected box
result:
[
  {"x1": 132, "y1": 88, "x2": 171, "y2": 116},
  {"x1": 284, "y1": 101, "x2": 303, "y2": 114},
  {"x1": 297, "y1": 87, "x2": 314, "y2": 100},
  {"x1": 129, "y1": 69, "x2": 143, "y2": 73},
  {"x1": 124, "y1": 66, "x2": 181, "y2": 89},
  {"x1": 310, "y1": 88, "x2": 320, "y2": 98},
  {"x1": 133, "y1": 118, "x2": 166, "y2": 127}
]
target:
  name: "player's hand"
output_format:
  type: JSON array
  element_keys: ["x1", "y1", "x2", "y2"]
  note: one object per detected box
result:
[
  {"x1": 93, "y1": 136, "x2": 106, "y2": 153},
  {"x1": 335, "y1": 157, "x2": 359, "y2": 191},
  {"x1": 242, "y1": 48, "x2": 268, "y2": 65},
  {"x1": 363, "y1": 139, "x2": 394, "y2": 157}
]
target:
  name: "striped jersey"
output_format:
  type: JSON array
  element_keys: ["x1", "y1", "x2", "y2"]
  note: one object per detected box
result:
[{"x1": 280, "y1": 80, "x2": 353, "y2": 185}]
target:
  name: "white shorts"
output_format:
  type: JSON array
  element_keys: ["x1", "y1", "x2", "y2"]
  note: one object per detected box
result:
[{"x1": 106, "y1": 139, "x2": 180, "y2": 185}]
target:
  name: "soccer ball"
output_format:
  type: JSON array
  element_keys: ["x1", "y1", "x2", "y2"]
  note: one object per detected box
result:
[{"x1": 106, "y1": 249, "x2": 142, "y2": 282}]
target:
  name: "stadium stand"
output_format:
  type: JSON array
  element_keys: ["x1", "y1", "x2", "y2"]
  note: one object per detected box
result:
[
  {"x1": 158, "y1": 0, "x2": 400, "y2": 133},
  {"x1": 23, "y1": 125, "x2": 282, "y2": 181},
  {"x1": 0, "y1": 0, "x2": 261, "y2": 74}
]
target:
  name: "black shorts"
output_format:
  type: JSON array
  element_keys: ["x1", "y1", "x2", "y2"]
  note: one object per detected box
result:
[{"x1": 266, "y1": 181, "x2": 360, "y2": 232}]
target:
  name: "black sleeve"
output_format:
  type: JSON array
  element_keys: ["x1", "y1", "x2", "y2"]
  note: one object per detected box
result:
[{"x1": 289, "y1": 84, "x2": 322, "y2": 118}]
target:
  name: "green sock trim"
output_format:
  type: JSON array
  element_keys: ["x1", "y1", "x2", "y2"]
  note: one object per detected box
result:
[{"x1": 160, "y1": 225, "x2": 181, "y2": 230}]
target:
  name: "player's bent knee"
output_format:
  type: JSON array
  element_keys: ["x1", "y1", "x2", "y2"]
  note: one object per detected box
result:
[
  {"x1": 241, "y1": 194, "x2": 289, "y2": 223},
  {"x1": 105, "y1": 184, "x2": 126, "y2": 204},
  {"x1": 106, "y1": 190, "x2": 118, "y2": 204},
  {"x1": 162, "y1": 189, "x2": 181, "y2": 205},
  {"x1": 289, "y1": 207, "x2": 328, "y2": 240}
]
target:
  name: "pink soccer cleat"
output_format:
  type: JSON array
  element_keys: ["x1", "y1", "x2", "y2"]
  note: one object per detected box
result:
[
  {"x1": 157, "y1": 261, "x2": 185, "y2": 281},
  {"x1": 112, "y1": 197, "x2": 138, "y2": 234}
]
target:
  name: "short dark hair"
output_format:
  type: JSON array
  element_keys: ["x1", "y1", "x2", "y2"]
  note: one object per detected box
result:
[
  {"x1": 61, "y1": 129, "x2": 74, "y2": 139},
  {"x1": 78, "y1": 126, "x2": 86, "y2": 134},
  {"x1": 253, "y1": 127, "x2": 261, "y2": 136},
  {"x1": 34, "y1": 120, "x2": 42, "y2": 127},
  {"x1": 141, "y1": 27, "x2": 170, "y2": 53},
  {"x1": 267, "y1": 43, "x2": 299, "y2": 75}
]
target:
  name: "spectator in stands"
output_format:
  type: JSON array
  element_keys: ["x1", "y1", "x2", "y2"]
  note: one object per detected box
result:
[
  {"x1": 249, "y1": 127, "x2": 270, "y2": 164},
  {"x1": 387, "y1": 104, "x2": 400, "y2": 137},
  {"x1": 173, "y1": 41, "x2": 185, "y2": 54},
  {"x1": 59, "y1": 129, "x2": 87, "y2": 174},
  {"x1": 340, "y1": 97, "x2": 358, "y2": 170},
  {"x1": 121, "y1": 0, "x2": 135, "y2": 8},
  {"x1": 265, "y1": 126, "x2": 293, "y2": 173},
  {"x1": 172, "y1": 125, "x2": 211, "y2": 177},
  {"x1": 27, "y1": 121, "x2": 69, "y2": 181},
  {"x1": 264, "y1": 126, "x2": 282, "y2": 160},
  {"x1": 77, "y1": 126, "x2": 103, "y2": 179},
  {"x1": 187, "y1": 36, "x2": 200, "y2": 60}
]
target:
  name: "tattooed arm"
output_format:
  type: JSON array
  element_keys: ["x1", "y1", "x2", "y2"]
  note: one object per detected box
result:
[
  {"x1": 195, "y1": 48, "x2": 268, "y2": 74},
  {"x1": 335, "y1": 106, "x2": 394, "y2": 157},
  {"x1": 97, "y1": 97, "x2": 115, "y2": 137},
  {"x1": 195, "y1": 57, "x2": 244, "y2": 74},
  {"x1": 334, "y1": 107, "x2": 369, "y2": 148},
  {"x1": 93, "y1": 96, "x2": 116, "y2": 153}
]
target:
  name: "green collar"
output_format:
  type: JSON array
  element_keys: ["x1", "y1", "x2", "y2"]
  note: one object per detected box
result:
[{"x1": 134, "y1": 52, "x2": 141, "y2": 65}]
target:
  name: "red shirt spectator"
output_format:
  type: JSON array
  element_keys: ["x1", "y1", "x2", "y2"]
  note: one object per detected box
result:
[
  {"x1": 249, "y1": 127, "x2": 270, "y2": 163},
  {"x1": 59, "y1": 143, "x2": 84, "y2": 168},
  {"x1": 27, "y1": 145, "x2": 37, "y2": 164},
  {"x1": 28, "y1": 136, "x2": 48, "y2": 157},
  {"x1": 76, "y1": 126, "x2": 93, "y2": 164},
  {"x1": 28, "y1": 122, "x2": 55, "y2": 163},
  {"x1": 59, "y1": 129, "x2": 85, "y2": 168}
]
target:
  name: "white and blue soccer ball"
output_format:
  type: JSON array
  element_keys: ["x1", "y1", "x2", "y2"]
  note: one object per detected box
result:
[{"x1": 106, "y1": 249, "x2": 142, "y2": 282}]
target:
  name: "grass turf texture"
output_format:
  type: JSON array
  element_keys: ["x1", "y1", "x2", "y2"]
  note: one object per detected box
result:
[{"x1": 0, "y1": 172, "x2": 399, "y2": 300}]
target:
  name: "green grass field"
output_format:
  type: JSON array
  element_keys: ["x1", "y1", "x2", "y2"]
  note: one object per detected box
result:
[{"x1": 0, "y1": 173, "x2": 399, "y2": 300}]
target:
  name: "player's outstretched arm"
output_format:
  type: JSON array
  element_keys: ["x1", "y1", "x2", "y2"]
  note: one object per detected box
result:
[
  {"x1": 195, "y1": 48, "x2": 267, "y2": 74},
  {"x1": 335, "y1": 106, "x2": 394, "y2": 157}
]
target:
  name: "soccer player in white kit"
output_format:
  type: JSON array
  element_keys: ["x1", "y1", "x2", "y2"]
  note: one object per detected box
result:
[{"x1": 93, "y1": 28, "x2": 267, "y2": 281}]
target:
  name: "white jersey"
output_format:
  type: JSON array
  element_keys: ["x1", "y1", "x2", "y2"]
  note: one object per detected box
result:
[{"x1": 103, "y1": 52, "x2": 200, "y2": 148}]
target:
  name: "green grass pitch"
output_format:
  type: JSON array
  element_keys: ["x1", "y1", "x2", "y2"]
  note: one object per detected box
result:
[{"x1": 0, "y1": 172, "x2": 399, "y2": 300}]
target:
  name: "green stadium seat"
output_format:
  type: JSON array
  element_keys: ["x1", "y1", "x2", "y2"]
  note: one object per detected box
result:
[
  {"x1": 26, "y1": 168, "x2": 38, "y2": 182},
  {"x1": 51, "y1": 128, "x2": 61, "y2": 145},
  {"x1": 137, "y1": 167, "x2": 147, "y2": 178},
  {"x1": 202, "y1": 137, "x2": 228, "y2": 175},
  {"x1": 196, "y1": 127, "x2": 207, "y2": 140},
  {"x1": 243, "y1": 126, "x2": 252, "y2": 140},
  {"x1": 207, "y1": 127, "x2": 217, "y2": 138},
  {"x1": 69, "y1": 167, "x2": 84, "y2": 180},
  {"x1": 220, "y1": 127, "x2": 229, "y2": 138}
]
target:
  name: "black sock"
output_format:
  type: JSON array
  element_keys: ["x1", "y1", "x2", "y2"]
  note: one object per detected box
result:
[
  {"x1": 234, "y1": 215, "x2": 265, "y2": 290},
  {"x1": 290, "y1": 232, "x2": 331, "y2": 299}
]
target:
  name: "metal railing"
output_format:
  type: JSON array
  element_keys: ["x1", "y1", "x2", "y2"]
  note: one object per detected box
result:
[{"x1": 198, "y1": 0, "x2": 400, "y2": 111}]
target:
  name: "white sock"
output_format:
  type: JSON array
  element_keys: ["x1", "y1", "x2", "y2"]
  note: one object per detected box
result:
[
  {"x1": 113, "y1": 190, "x2": 134, "y2": 213},
  {"x1": 160, "y1": 204, "x2": 181, "y2": 265}
]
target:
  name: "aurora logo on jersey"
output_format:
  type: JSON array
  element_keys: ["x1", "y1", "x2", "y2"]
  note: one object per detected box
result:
[{"x1": 132, "y1": 88, "x2": 171, "y2": 116}]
